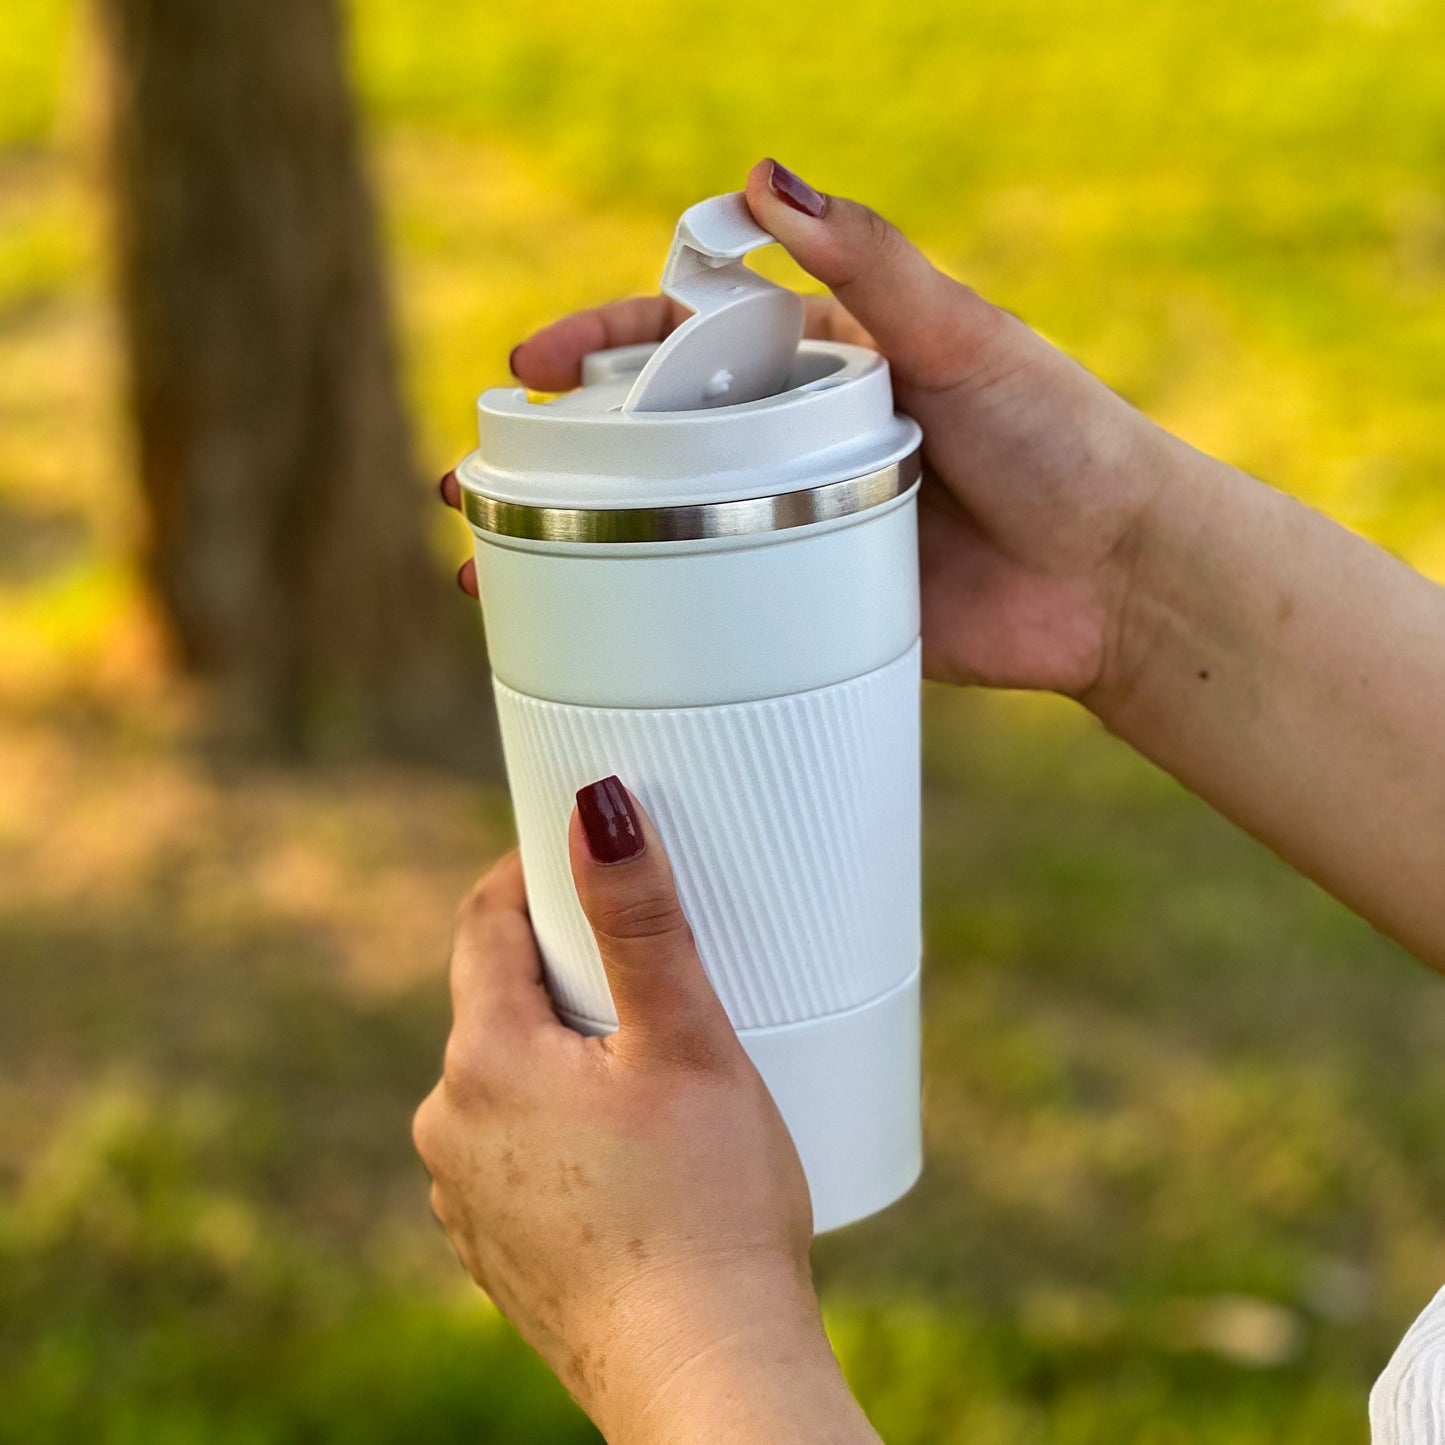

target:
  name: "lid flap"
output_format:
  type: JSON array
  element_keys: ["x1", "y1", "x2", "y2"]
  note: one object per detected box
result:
[{"x1": 622, "y1": 193, "x2": 805, "y2": 414}]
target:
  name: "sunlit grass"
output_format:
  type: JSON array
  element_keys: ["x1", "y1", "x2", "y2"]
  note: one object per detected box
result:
[{"x1": 1, "y1": 0, "x2": 1443, "y2": 1439}]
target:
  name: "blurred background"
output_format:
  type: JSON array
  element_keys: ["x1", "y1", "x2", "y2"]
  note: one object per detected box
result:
[{"x1": 2, "y1": 0, "x2": 1444, "y2": 1439}]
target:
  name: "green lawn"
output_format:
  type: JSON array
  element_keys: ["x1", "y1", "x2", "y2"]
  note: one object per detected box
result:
[{"x1": 2, "y1": 0, "x2": 1443, "y2": 1440}]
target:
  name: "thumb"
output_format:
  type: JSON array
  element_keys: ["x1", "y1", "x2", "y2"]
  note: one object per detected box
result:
[
  {"x1": 568, "y1": 775, "x2": 735, "y2": 1064},
  {"x1": 744, "y1": 157, "x2": 1011, "y2": 393}
]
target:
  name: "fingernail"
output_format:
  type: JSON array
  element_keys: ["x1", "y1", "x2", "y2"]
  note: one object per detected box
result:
[
  {"x1": 439, "y1": 469, "x2": 457, "y2": 504},
  {"x1": 767, "y1": 159, "x2": 826, "y2": 218},
  {"x1": 576, "y1": 775, "x2": 645, "y2": 865},
  {"x1": 508, "y1": 345, "x2": 522, "y2": 377},
  {"x1": 455, "y1": 560, "x2": 472, "y2": 594}
]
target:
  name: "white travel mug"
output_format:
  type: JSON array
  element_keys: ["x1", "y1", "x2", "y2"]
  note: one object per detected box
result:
[{"x1": 456, "y1": 193, "x2": 923, "y2": 1231}]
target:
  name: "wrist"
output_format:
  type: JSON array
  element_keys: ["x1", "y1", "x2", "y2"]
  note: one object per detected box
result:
[
  {"x1": 1079, "y1": 430, "x2": 1243, "y2": 728},
  {"x1": 583, "y1": 1258, "x2": 875, "y2": 1445}
]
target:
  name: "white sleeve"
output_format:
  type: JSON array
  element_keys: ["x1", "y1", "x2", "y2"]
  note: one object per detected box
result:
[{"x1": 1373, "y1": 1286, "x2": 1445, "y2": 1444}]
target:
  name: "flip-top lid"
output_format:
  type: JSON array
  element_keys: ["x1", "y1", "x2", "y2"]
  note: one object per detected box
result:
[{"x1": 461, "y1": 193, "x2": 920, "y2": 515}]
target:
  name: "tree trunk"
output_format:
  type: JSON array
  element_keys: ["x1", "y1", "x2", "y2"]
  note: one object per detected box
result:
[{"x1": 97, "y1": 0, "x2": 495, "y2": 768}]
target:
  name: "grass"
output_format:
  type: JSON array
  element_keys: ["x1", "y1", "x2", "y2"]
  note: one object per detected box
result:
[{"x1": 2, "y1": 0, "x2": 1444, "y2": 1439}]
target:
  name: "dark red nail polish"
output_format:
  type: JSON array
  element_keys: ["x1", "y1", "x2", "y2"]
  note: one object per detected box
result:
[
  {"x1": 767, "y1": 159, "x2": 826, "y2": 219},
  {"x1": 576, "y1": 775, "x2": 644, "y2": 865},
  {"x1": 508, "y1": 345, "x2": 522, "y2": 377},
  {"x1": 439, "y1": 469, "x2": 457, "y2": 504}
]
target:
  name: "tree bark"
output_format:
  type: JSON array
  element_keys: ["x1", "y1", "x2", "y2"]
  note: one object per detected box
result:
[{"x1": 97, "y1": 0, "x2": 495, "y2": 768}]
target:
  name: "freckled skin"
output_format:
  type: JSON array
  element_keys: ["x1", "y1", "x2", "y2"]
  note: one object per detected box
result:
[{"x1": 413, "y1": 837, "x2": 828, "y2": 1439}]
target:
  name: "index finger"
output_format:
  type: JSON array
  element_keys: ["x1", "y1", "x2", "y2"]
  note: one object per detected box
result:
[
  {"x1": 448, "y1": 851, "x2": 563, "y2": 1045},
  {"x1": 509, "y1": 293, "x2": 872, "y2": 393},
  {"x1": 512, "y1": 296, "x2": 687, "y2": 391}
]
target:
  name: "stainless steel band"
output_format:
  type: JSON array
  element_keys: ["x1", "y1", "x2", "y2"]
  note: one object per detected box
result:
[{"x1": 461, "y1": 451, "x2": 921, "y2": 544}]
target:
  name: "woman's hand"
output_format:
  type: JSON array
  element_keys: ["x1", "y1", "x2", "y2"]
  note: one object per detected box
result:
[
  {"x1": 445, "y1": 156, "x2": 1182, "y2": 702},
  {"x1": 413, "y1": 778, "x2": 882, "y2": 1444},
  {"x1": 445, "y1": 160, "x2": 1445, "y2": 967}
]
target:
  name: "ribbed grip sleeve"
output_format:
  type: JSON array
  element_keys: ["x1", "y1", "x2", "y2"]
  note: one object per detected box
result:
[{"x1": 493, "y1": 642, "x2": 921, "y2": 1031}]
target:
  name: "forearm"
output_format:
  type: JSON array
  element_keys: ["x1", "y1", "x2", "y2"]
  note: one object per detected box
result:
[{"x1": 1089, "y1": 433, "x2": 1445, "y2": 968}]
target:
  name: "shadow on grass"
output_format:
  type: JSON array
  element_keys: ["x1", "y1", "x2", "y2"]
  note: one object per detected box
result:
[
  {"x1": 0, "y1": 903, "x2": 603, "y2": 1443},
  {"x1": 1, "y1": 688, "x2": 1442, "y2": 1442}
]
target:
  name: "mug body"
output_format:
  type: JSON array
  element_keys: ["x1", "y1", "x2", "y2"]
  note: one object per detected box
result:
[
  {"x1": 459, "y1": 338, "x2": 925, "y2": 1231},
  {"x1": 468, "y1": 482, "x2": 923, "y2": 1233}
]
